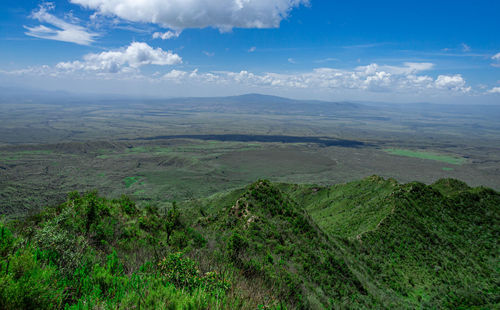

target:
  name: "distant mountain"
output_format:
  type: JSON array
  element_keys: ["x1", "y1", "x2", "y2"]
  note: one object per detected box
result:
[
  {"x1": 156, "y1": 93, "x2": 366, "y2": 116},
  {"x1": 0, "y1": 88, "x2": 366, "y2": 116}
]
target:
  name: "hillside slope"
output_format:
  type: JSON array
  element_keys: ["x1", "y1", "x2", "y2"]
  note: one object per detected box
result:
[
  {"x1": 282, "y1": 176, "x2": 500, "y2": 308},
  {"x1": 190, "y1": 180, "x2": 374, "y2": 308},
  {"x1": 0, "y1": 177, "x2": 498, "y2": 309}
]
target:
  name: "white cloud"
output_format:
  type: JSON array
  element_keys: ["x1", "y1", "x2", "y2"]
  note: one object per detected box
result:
[
  {"x1": 152, "y1": 30, "x2": 181, "y2": 40},
  {"x1": 435, "y1": 74, "x2": 470, "y2": 92},
  {"x1": 488, "y1": 87, "x2": 500, "y2": 94},
  {"x1": 163, "y1": 69, "x2": 187, "y2": 81},
  {"x1": 56, "y1": 42, "x2": 182, "y2": 73},
  {"x1": 24, "y1": 3, "x2": 97, "y2": 45},
  {"x1": 288, "y1": 58, "x2": 296, "y2": 64},
  {"x1": 3, "y1": 61, "x2": 472, "y2": 97},
  {"x1": 360, "y1": 62, "x2": 434, "y2": 76},
  {"x1": 158, "y1": 62, "x2": 470, "y2": 94},
  {"x1": 70, "y1": 0, "x2": 308, "y2": 31},
  {"x1": 248, "y1": 46, "x2": 257, "y2": 52}
]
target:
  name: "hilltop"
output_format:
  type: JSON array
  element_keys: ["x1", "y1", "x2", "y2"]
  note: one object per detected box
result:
[{"x1": 0, "y1": 176, "x2": 498, "y2": 309}]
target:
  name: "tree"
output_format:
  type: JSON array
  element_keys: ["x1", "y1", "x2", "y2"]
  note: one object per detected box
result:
[{"x1": 165, "y1": 202, "x2": 181, "y2": 244}]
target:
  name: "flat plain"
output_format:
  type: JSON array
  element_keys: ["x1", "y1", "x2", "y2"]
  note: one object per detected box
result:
[{"x1": 1, "y1": 93, "x2": 500, "y2": 215}]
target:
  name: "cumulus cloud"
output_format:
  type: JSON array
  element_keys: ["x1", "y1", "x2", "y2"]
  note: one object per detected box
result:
[
  {"x1": 70, "y1": 0, "x2": 308, "y2": 31},
  {"x1": 159, "y1": 62, "x2": 470, "y2": 94},
  {"x1": 163, "y1": 69, "x2": 187, "y2": 81},
  {"x1": 152, "y1": 30, "x2": 181, "y2": 40},
  {"x1": 24, "y1": 2, "x2": 97, "y2": 45},
  {"x1": 435, "y1": 74, "x2": 470, "y2": 92},
  {"x1": 4, "y1": 60, "x2": 472, "y2": 96},
  {"x1": 56, "y1": 42, "x2": 182, "y2": 73},
  {"x1": 488, "y1": 87, "x2": 500, "y2": 94}
]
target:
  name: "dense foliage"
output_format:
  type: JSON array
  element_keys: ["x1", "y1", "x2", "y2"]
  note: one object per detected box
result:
[
  {"x1": 0, "y1": 193, "x2": 233, "y2": 309},
  {"x1": 283, "y1": 176, "x2": 500, "y2": 308},
  {"x1": 0, "y1": 176, "x2": 498, "y2": 309},
  {"x1": 195, "y1": 180, "x2": 372, "y2": 308}
]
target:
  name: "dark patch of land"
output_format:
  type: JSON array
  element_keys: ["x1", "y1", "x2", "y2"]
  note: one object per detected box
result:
[{"x1": 130, "y1": 134, "x2": 366, "y2": 147}]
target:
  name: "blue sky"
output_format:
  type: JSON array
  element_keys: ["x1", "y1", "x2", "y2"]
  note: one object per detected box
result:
[{"x1": 1, "y1": 0, "x2": 499, "y2": 103}]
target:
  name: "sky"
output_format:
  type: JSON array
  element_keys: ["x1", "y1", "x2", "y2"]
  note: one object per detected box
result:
[{"x1": 1, "y1": 0, "x2": 499, "y2": 103}]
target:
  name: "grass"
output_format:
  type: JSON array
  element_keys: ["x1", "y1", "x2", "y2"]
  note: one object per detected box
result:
[
  {"x1": 123, "y1": 176, "x2": 141, "y2": 188},
  {"x1": 283, "y1": 176, "x2": 398, "y2": 238},
  {"x1": 383, "y1": 148, "x2": 466, "y2": 165}
]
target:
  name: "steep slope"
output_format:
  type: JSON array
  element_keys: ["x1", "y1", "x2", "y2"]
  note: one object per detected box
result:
[
  {"x1": 350, "y1": 180, "x2": 499, "y2": 307},
  {"x1": 283, "y1": 177, "x2": 500, "y2": 308},
  {"x1": 193, "y1": 180, "x2": 374, "y2": 308},
  {"x1": 281, "y1": 175, "x2": 399, "y2": 238}
]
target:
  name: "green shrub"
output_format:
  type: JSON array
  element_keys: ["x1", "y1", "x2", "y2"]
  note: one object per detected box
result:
[
  {"x1": 158, "y1": 252, "x2": 202, "y2": 291},
  {"x1": 170, "y1": 231, "x2": 189, "y2": 250},
  {"x1": 0, "y1": 224, "x2": 15, "y2": 257},
  {"x1": 0, "y1": 246, "x2": 65, "y2": 310},
  {"x1": 119, "y1": 195, "x2": 138, "y2": 215},
  {"x1": 158, "y1": 252, "x2": 230, "y2": 293},
  {"x1": 227, "y1": 232, "x2": 248, "y2": 260}
]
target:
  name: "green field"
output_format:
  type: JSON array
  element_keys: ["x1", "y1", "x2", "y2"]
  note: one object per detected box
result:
[{"x1": 384, "y1": 148, "x2": 466, "y2": 165}]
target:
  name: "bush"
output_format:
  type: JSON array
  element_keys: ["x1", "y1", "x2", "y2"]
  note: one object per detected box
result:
[
  {"x1": 227, "y1": 232, "x2": 248, "y2": 260},
  {"x1": 158, "y1": 252, "x2": 201, "y2": 291},
  {"x1": 158, "y1": 252, "x2": 230, "y2": 293},
  {"x1": 0, "y1": 224, "x2": 15, "y2": 257},
  {"x1": 119, "y1": 195, "x2": 138, "y2": 215},
  {"x1": 170, "y1": 231, "x2": 189, "y2": 250},
  {"x1": 0, "y1": 246, "x2": 65, "y2": 310}
]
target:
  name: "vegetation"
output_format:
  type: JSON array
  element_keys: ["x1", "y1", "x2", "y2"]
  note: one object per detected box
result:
[
  {"x1": 123, "y1": 176, "x2": 141, "y2": 188},
  {"x1": 383, "y1": 148, "x2": 466, "y2": 165},
  {"x1": 194, "y1": 180, "x2": 372, "y2": 308},
  {"x1": 0, "y1": 193, "x2": 235, "y2": 309},
  {"x1": 285, "y1": 176, "x2": 500, "y2": 308},
  {"x1": 0, "y1": 176, "x2": 498, "y2": 309}
]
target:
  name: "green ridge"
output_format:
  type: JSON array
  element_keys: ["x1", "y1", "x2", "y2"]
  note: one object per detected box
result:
[{"x1": 0, "y1": 176, "x2": 498, "y2": 309}]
